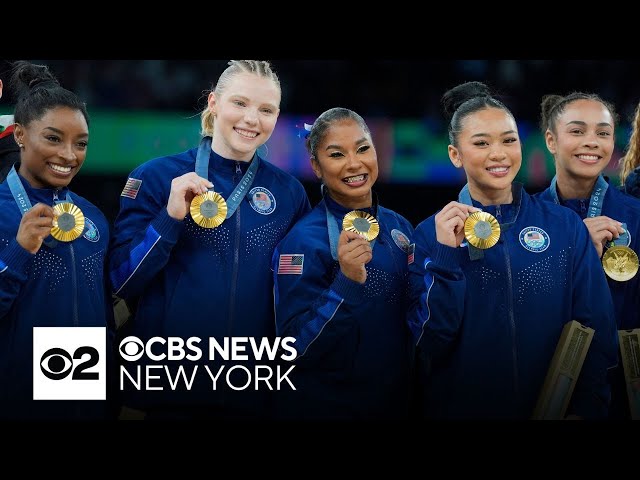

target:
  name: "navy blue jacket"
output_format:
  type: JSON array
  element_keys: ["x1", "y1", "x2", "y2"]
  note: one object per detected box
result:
[
  {"x1": 273, "y1": 195, "x2": 415, "y2": 419},
  {"x1": 408, "y1": 185, "x2": 618, "y2": 419},
  {"x1": 537, "y1": 178, "x2": 640, "y2": 419},
  {"x1": 0, "y1": 171, "x2": 113, "y2": 420},
  {"x1": 109, "y1": 146, "x2": 310, "y2": 416},
  {"x1": 537, "y1": 179, "x2": 640, "y2": 331}
]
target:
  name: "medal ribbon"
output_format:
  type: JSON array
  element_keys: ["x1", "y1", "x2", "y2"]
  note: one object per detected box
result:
[
  {"x1": 195, "y1": 136, "x2": 260, "y2": 220},
  {"x1": 326, "y1": 199, "x2": 378, "y2": 262},
  {"x1": 458, "y1": 184, "x2": 485, "y2": 261},
  {"x1": 549, "y1": 174, "x2": 607, "y2": 217},
  {"x1": 550, "y1": 174, "x2": 628, "y2": 247}
]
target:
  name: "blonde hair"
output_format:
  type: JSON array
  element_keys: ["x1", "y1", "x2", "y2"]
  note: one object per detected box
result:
[
  {"x1": 620, "y1": 101, "x2": 640, "y2": 185},
  {"x1": 200, "y1": 60, "x2": 281, "y2": 137}
]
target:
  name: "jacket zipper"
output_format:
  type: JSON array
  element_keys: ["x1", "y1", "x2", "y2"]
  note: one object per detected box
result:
[
  {"x1": 496, "y1": 205, "x2": 519, "y2": 401},
  {"x1": 228, "y1": 162, "x2": 242, "y2": 336}
]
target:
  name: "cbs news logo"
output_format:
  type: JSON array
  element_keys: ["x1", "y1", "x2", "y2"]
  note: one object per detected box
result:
[{"x1": 33, "y1": 327, "x2": 106, "y2": 400}]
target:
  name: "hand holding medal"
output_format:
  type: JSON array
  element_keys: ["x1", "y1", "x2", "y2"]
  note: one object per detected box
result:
[
  {"x1": 166, "y1": 171, "x2": 228, "y2": 228},
  {"x1": 582, "y1": 217, "x2": 638, "y2": 281},
  {"x1": 16, "y1": 203, "x2": 56, "y2": 254},
  {"x1": 583, "y1": 216, "x2": 626, "y2": 258},
  {"x1": 602, "y1": 225, "x2": 638, "y2": 281},
  {"x1": 166, "y1": 172, "x2": 214, "y2": 222},
  {"x1": 338, "y1": 211, "x2": 378, "y2": 284},
  {"x1": 434, "y1": 201, "x2": 483, "y2": 248},
  {"x1": 338, "y1": 229, "x2": 372, "y2": 284}
]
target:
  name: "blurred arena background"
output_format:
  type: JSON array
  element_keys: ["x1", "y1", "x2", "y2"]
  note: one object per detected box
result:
[{"x1": 2, "y1": 59, "x2": 638, "y2": 226}]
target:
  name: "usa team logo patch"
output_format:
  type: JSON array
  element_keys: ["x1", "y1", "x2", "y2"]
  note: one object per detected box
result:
[
  {"x1": 391, "y1": 229, "x2": 415, "y2": 264},
  {"x1": 519, "y1": 226, "x2": 550, "y2": 253},
  {"x1": 249, "y1": 187, "x2": 276, "y2": 215},
  {"x1": 83, "y1": 218, "x2": 100, "y2": 242},
  {"x1": 391, "y1": 229, "x2": 410, "y2": 251},
  {"x1": 121, "y1": 178, "x2": 142, "y2": 199},
  {"x1": 278, "y1": 254, "x2": 304, "y2": 275}
]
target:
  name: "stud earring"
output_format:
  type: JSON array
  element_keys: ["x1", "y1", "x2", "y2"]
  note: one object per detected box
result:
[{"x1": 18, "y1": 142, "x2": 24, "y2": 148}]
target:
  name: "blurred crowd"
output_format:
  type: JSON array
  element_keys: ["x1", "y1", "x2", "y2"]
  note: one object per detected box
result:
[
  {"x1": 3, "y1": 59, "x2": 640, "y2": 127},
  {"x1": 3, "y1": 59, "x2": 639, "y2": 226}
]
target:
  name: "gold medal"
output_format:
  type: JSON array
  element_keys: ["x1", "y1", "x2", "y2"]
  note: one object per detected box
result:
[
  {"x1": 602, "y1": 245, "x2": 639, "y2": 282},
  {"x1": 190, "y1": 191, "x2": 228, "y2": 228},
  {"x1": 342, "y1": 210, "x2": 379, "y2": 241},
  {"x1": 464, "y1": 211, "x2": 500, "y2": 249},
  {"x1": 51, "y1": 202, "x2": 85, "y2": 242}
]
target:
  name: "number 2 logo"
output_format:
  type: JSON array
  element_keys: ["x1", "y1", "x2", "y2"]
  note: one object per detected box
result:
[{"x1": 40, "y1": 346, "x2": 100, "y2": 380}]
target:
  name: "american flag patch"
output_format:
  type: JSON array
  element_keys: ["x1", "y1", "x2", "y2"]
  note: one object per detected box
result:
[
  {"x1": 407, "y1": 243, "x2": 415, "y2": 265},
  {"x1": 121, "y1": 178, "x2": 142, "y2": 199},
  {"x1": 278, "y1": 254, "x2": 304, "y2": 275}
]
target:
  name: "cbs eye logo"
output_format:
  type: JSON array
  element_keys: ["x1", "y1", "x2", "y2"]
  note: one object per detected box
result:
[
  {"x1": 119, "y1": 336, "x2": 145, "y2": 361},
  {"x1": 33, "y1": 327, "x2": 106, "y2": 401},
  {"x1": 40, "y1": 346, "x2": 99, "y2": 381}
]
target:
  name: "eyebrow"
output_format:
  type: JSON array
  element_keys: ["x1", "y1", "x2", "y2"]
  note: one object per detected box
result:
[
  {"x1": 44, "y1": 126, "x2": 89, "y2": 138},
  {"x1": 470, "y1": 130, "x2": 516, "y2": 138},
  {"x1": 566, "y1": 120, "x2": 612, "y2": 128},
  {"x1": 325, "y1": 137, "x2": 369, "y2": 150},
  {"x1": 230, "y1": 94, "x2": 278, "y2": 111}
]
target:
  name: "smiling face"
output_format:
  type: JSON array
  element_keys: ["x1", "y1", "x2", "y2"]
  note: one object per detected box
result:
[
  {"x1": 311, "y1": 118, "x2": 378, "y2": 209},
  {"x1": 545, "y1": 99, "x2": 614, "y2": 183},
  {"x1": 208, "y1": 72, "x2": 280, "y2": 162},
  {"x1": 14, "y1": 106, "x2": 88, "y2": 189},
  {"x1": 449, "y1": 107, "x2": 522, "y2": 205}
]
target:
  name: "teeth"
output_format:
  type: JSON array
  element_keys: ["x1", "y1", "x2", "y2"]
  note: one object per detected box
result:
[
  {"x1": 577, "y1": 155, "x2": 599, "y2": 161},
  {"x1": 344, "y1": 174, "x2": 365, "y2": 183},
  {"x1": 235, "y1": 128, "x2": 258, "y2": 138},
  {"x1": 49, "y1": 164, "x2": 72, "y2": 173},
  {"x1": 487, "y1": 167, "x2": 508, "y2": 172}
]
